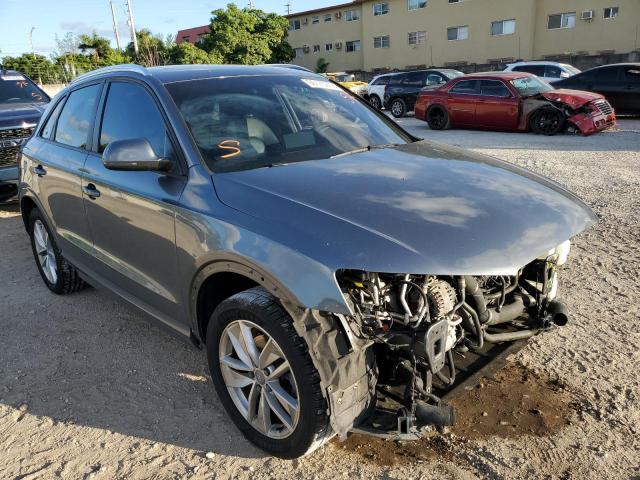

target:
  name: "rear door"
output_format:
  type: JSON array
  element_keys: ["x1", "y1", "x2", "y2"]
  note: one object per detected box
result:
[
  {"x1": 81, "y1": 79, "x2": 188, "y2": 332},
  {"x1": 446, "y1": 79, "x2": 479, "y2": 125},
  {"x1": 24, "y1": 82, "x2": 102, "y2": 266},
  {"x1": 475, "y1": 80, "x2": 520, "y2": 129},
  {"x1": 400, "y1": 71, "x2": 428, "y2": 110}
]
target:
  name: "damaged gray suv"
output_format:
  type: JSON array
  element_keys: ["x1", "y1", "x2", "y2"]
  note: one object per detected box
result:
[{"x1": 19, "y1": 65, "x2": 596, "y2": 458}]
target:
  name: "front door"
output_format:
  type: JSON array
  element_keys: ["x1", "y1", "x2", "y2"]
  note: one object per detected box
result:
[
  {"x1": 475, "y1": 80, "x2": 520, "y2": 129},
  {"x1": 447, "y1": 79, "x2": 479, "y2": 126},
  {"x1": 81, "y1": 80, "x2": 188, "y2": 332}
]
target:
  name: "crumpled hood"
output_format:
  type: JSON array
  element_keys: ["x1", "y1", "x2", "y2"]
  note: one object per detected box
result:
[
  {"x1": 213, "y1": 141, "x2": 597, "y2": 275},
  {"x1": 540, "y1": 89, "x2": 604, "y2": 109},
  {"x1": 0, "y1": 102, "x2": 46, "y2": 130}
]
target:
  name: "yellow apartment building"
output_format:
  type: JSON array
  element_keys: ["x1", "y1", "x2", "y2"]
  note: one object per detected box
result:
[{"x1": 285, "y1": 0, "x2": 640, "y2": 72}]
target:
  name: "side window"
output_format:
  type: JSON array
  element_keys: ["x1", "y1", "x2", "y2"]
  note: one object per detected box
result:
[
  {"x1": 479, "y1": 80, "x2": 511, "y2": 97},
  {"x1": 450, "y1": 79, "x2": 478, "y2": 94},
  {"x1": 403, "y1": 71, "x2": 427, "y2": 86},
  {"x1": 592, "y1": 67, "x2": 619, "y2": 82},
  {"x1": 426, "y1": 73, "x2": 444, "y2": 86},
  {"x1": 99, "y1": 82, "x2": 175, "y2": 162},
  {"x1": 54, "y1": 84, "x2": 101, "y2": 149},
  {"x1": 545, "y1": 65, "x2": 562, "y2": 78},
  {"x1": 40, "y1": 97, "x2": 66, "y2": 140},
  {"x1": 513, "y1": 65, "x2": 545, "y2": 76}
]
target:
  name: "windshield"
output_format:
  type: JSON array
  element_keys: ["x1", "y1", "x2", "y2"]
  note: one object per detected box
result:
[
  {"x1": 166, "y1": 75, "x2": 411, "y2": 172},
  {"x1": 0, "y1": 73, "x2": 49, "y2": 104},
  {"x1": 510, "y1": 76, "x2": 555, "y2": 97}
]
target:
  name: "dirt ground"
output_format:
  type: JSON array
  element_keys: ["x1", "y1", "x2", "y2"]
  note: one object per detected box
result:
[{"x1": 1, "y1": 120, "x2": 639, "y2": 479}]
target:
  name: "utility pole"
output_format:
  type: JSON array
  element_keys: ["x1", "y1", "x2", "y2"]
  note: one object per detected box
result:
[
  {"x1": 29, "y1": 27, "x2": 36, "y2": 58},
  {"x1": 125, "y1": 0, "x2": 138, "y2": 54},
  {"x1": 248, "y1": 0, "x2": 254, "y2": 8},
  {"x1": 285, "y1": 2, "x2": 291, "y2": 15},
  {"x1": 110, "y1": 1, "x2": 122, "y2": 50}
]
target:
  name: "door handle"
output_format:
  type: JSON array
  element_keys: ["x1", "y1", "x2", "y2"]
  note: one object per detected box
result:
[
  {"x1": 83, "y1": 183, "x2": 101, "y2": 199},
  {"x1": 31, "y1": 165, "x2": 47, "y2": 177}
]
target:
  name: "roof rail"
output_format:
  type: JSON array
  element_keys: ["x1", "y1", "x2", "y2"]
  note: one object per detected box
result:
[{"x1": 70, "y1": 64, "x2": 148, "y2": 84}]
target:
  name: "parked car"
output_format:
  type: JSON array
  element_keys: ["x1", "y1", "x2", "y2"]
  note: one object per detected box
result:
[
  {"x1": 367, "y1": 72, "x2": 400, "y2": 109},
  {"x1": 0, "y1": 69, "x2": 49, "y2": 202},
  {"x1": 552, "y1": 63, "x2": 640, "y2": 115},
  {"x1": 384, "y1": 69, "x2": 464, "y2": 117},
  {"x1": 20, "y1": 64, "x2": 596, "y2": 458},
  {"x1": 415, "y1": 72, "x2": 616, "y2": 136},
  {"x1": 323, "y1": 71, "x2": 368, "y2": 97},
  {"x1": 504, "y1": 61, "x2": 580, "y2": 83}
]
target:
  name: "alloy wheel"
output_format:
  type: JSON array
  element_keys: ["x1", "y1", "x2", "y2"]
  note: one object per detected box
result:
[
  {"x1": 392, "y1": 100, "x2": 404, "y2": 117},
  {"x1": 33, "y1": 219, "x2": 57, "y2": 284},
  {"x1": 219, "y1": 320, "x2": 300, "y2": 439},
  {"x1": 369, "y1": 96, "x2": 381, "y2": 109},
  {"x1": 429, "y1": 109, "x2": 445, "y2": 129}
]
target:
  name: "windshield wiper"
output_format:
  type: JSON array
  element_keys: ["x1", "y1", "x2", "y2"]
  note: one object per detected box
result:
[{"x1": 330, "y1": 143, "x2": 400, "y2": 159}]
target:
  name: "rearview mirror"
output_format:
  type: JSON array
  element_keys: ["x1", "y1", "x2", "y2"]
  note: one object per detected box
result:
[{"x1": 102, "y1": 138, "x2": 171, "y2": 172}]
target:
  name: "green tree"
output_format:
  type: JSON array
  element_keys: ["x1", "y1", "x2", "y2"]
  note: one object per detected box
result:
[
  {"x1": 168, "y1": 42, "x2": 221, "y2": 65},
  {"x1": 201, "y1": 3, "x2": 294, "y2": 64},
  {"x1": 316, "y1": 57, "x2": 330, "y2": 73},
  {"x1": 1, "y1": 54, "x2": 60, "y2": 83}
]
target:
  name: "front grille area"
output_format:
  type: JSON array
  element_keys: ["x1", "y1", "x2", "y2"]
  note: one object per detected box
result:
[
  {"x1": 0, "y1": 127, "x2": 34, "y2": 141},
  {"x1": 593, "y1": 100, "x2": 613, "y2": 116},
  {"x1": 0, "y1": 126, "x2": 34, "y2": 169},
  {"x1": 0, "y1": 146, "x2": 21, "y2": 168}
]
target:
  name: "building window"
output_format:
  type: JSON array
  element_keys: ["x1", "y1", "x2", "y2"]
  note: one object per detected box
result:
[
  {"x1": 448, "y1": 0, "x2": 462, "y2": 3},
  {"x1": 447, "y1": 25, "x2": 469, "y2": 40},
  {"x1": 373, "y1": 3, "x2": 390, "y2": 16},
  {"x1": 373, "y1": 35, "x2": 390, "y2": 48},
  {"x1": 288, "y1": 19, "x2": 301, "y2": 31},
  {"x1": 408, "y1": 0, "x2": 426, "y2": 10},
  {"x1": 345, "y1": 9, "x2": 360, "y2": 21},
  {"x1": 491, "y1": 19, "x2": 516, "y2": 36},
  {"x1": 346, "y1": 40, "x2": 361, "y2": 52},
  {"x1": 294, "y1": 47, "x2": 304, "y2": 58},
  {"x1": 548, "y1": 12, "x2": 576, "y2": 29},
  {"x1": 408, "y1": 31, "x2": 427, "y2": 45},
  {"x1": 324, "y1": 13, "x2": 332, "y2": 22},
  {"x1": 325, "y1": 43, "x2": 333, "y2": 51},
  {"x1": 313, "y1": 44, "x2": 321, "y2": 53},
  {"x1": 604, "y1": 7, "x2": 619, "y2": 19},
  {"x1": 312, "y1": 15, "x2": 319, "y2": 24}
]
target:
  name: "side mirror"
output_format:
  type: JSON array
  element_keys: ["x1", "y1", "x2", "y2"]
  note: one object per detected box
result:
[{"x1": 102, "y1": 138, "x2": 171, "y2": 172}]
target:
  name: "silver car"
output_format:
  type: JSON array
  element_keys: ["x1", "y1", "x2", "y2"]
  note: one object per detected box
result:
[{"x1": 19, "y1": 64, "x2": 596, "y2": 458}]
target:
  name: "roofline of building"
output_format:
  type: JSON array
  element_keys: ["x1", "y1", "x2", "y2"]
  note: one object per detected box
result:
[{"x1": 285, "y1": 0, "x2": 364, "y2": 19}]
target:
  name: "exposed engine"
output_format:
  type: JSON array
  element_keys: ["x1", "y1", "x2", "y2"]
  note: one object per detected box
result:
[{"x1": 337, "y1": 241, "x2": 571, "y2": 438}]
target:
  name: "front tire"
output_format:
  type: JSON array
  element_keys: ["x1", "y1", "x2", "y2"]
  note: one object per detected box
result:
[
  {"x1": 530, "y1": 107, "x2": 565, "y2": 136},
  {"x1": 206, "y1": 287, "x2": 330, "y2": 458},
  {"x1": 390, "y1": 98, "x2": 406, "y2": 118},
  {"x1": 28, "y1": 209, "x2": 87, "y2": 294},
  {"x1": 369, "y1": 95, "x2": 382, "y2": 110}
]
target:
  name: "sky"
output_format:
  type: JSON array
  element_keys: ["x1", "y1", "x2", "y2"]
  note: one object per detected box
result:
[{"x1": 0, "y1": 0, "x2": 338, "y2": 58}]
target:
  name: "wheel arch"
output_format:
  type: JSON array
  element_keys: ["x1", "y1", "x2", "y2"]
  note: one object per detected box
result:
[{"x1": 190, "y1": 257, "x2": 305, "y2": 345}]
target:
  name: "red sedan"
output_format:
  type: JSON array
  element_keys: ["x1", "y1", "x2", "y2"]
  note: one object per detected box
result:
[{"x1": 414, "y1": 72, "x2": 616, "y2": 136}]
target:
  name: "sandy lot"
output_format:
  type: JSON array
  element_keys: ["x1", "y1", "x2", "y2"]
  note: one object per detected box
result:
[{"x1": 1, "y1": 120, "x2": 639, "y2": 479}]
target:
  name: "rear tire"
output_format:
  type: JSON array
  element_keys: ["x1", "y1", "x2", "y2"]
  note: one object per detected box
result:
[
  {"x1": 390, "y1": 98, "x2": 406, "y2": 118},
  {"x1": 206, "y1": 287, "x2": 330, "y2": 458},
  {"x1": 28, "y1": 209, "x2": 87, "y2": 294},
  {"x1": 426, "y1": 106, "x2": 450, "y2": 130},
  {"x1": 530, "y1": 107, "x2": 565, "y2": 136},
  {"x1": 369, "y1": 95, "x2": 382, "y2": 110}
]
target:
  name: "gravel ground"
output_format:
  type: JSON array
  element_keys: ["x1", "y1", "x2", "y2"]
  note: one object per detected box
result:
[{"x1": 1, "y1": 120, "x2": 639, "y2": 479}]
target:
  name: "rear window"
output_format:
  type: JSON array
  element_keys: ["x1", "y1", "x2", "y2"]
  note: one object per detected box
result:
[
  {"x1": 0, "y1": 73, "x2": 49, "y2": 105},
  {"x1": 166, "y1": 75, "x2": 410, "y2": 173},
  {"x1": 54, "y1": 84, "x2": 101, "y2": 149},
  {"x1": 450, "y1": 79, "x2": 478, "y2": 94}
]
